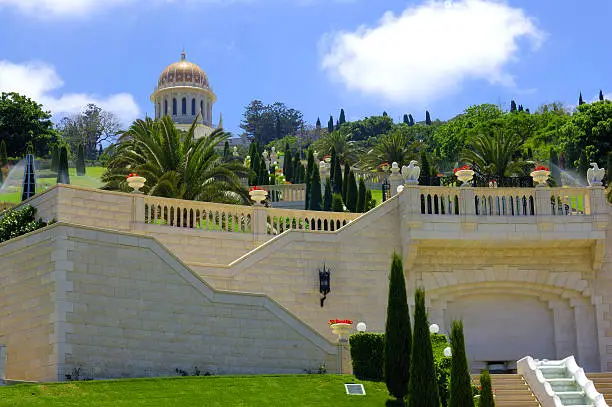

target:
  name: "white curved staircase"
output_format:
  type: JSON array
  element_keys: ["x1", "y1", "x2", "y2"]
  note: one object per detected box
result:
[{"x1": 518, "y1": 356, "x2": 609, "y2": 407}]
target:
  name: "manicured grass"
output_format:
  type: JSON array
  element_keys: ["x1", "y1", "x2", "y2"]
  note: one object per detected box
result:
[
  {"x1": 0, "y1": 167, "x2": 105, "y2": 203},
  {"x1": 371, "y1": 189, "x2": 382, "y2": 206},
  {"x1": 0, "y1": 375, "x2": 390, "y2": 407}
]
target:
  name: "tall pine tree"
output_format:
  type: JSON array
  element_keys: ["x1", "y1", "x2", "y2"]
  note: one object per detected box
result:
[
  {"x1": 338, "y1": 109, "x2": 346, "y2": 126},
  {"x1": 419, "y1": 151, "x2": 431, "y2": 186},
  {"x1": 334, "y1": 158, "x2": 343, "y2": 194},
  {"x1": 316, "y1": 117, "x2": 321, "y2": 129},
  {"x1": 408, "y1": 114, "x2": 415, "y2": 126},
  {"x1": 323, "y1": 178, "x2": 332, "y2": 211},
  {"x1": 327, "y1": 116, "x2": 334, "y2": 134},
  {"x1": 346, "y1": 170, "x2": 358, "y2": 212},
  {"x1": 600, "y1": 90, "x2": 605, "y2": 101},
  {"x1": 408, "y1": 287, "x2": 440, "y2": 407},
  {"x1": 258, "y1": 158, "x2": 269, "y2": 185},
  {"x1": 403, "y1": 114, "x2": 409, "y2": 124},
  {"x1": 50, "y1": 145, "x2": 59, "y2": 172},
  {"x1": 293, "y1": 151, "x2": 300, "y2": 183},
  {"x1": 384, "y1": 252, "x2": 412, "y2": 404},
  {"x1": 579, "y1": 92, "x2": 585, "y2": 105},
  {"x1": 76, "y1": 144, "x2": 86, "y2": 176},
  {"x1": 284, "y1": 143, "x2": 293, "y2": 182},
  {"x1": 309, "y1": 164, "x2": 322, "y2": 211},
  {"x1": 356, "y1": 178, "x2": 366, "y2": 213},
  {"x1": 510, "y1": 100, "x2": 517, "y2": 113},
  {"x1": 449, "y1": 320, "x2": 474, "y2": 407},
  {"x1": 223, "y1": 140, "x2": 230, "y2": 159},
  {"x1": 330, "y1": 147, "x2": 338, "y2": 185},
  {"x1": 382, "y1": 111, "x2": 388, "y2": 117},
  {"x1": 425, "y1": 110, "x2": 432, "y2": 125}
]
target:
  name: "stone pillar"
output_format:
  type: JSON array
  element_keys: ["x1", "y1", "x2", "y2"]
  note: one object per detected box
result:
[
  {"x1": 252, "y1": 206, "x2": 268, "y2": 245},
  {"x1": 588, "y1": 186, "x2": 607, "y2": 215},
  {"x1": 132, "y1": 195, "x2": 145, "y2": 225},
  {"x1": 400, "y1": 185, "x2": 421, "y2": 216},
  {"x1": 389, "y1": 162, "x2": 403, "y2": 196},
  {"x1": 534, "y1": 186, "x2": 552, "y2": 216},
  {"x1": 459, "y1": 187, "x2": 476, "y2": 216}
]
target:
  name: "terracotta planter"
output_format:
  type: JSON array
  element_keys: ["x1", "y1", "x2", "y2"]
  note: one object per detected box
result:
[
  {"x1": 126, "y1": 176, "x2": 146, "y2": 193},
  {"x1": 455, "y1": 169, "x2": 474, "y2": 186},
  {"x1": 530, "y1": 170, "x2": 550, "y2": 187}
]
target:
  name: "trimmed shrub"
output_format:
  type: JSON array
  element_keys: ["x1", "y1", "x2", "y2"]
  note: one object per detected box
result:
[
  {"x1": 50, "y1": 145, "x2": 59, "y2": 172},
  {"x1": 309, "y1": 164, "x2": 322, "y2": 211},
  {"x1": 346, "y1": 171, "x2": 358, "y2": 212},
  {"x1": 0, "y1": 205, "x2": 52, "y2": 243},
  {"x1": 478, "y1": 370, "x2": 495, "y2": 407},
  {"x1": 385, "y1": 252, "x2": 412, "y2": 402},
  {"x1": 57, "y1": 146, "x2": 70, "y2": 184},
  {"x1": 323, "y1": 178, "x2": 332, "y2": 211},
  {"x1": 76, "y1": 144, "x2": 86, "y2": 176},
  {"x1": 356, "y1": 177, "x2": 366, "y2": 213},
  {"x1": 332, "y1": 193, "x2": 344, "y2": 212},
  {"x1": 349, "y1": 332, "x2": 384, "y2": 381},
  {"x1": 342, "y1": 161, "x2": 350, "y2": 202},
  {"x1": 0, "y1": 138, "x2": 7, "y2": 167}
]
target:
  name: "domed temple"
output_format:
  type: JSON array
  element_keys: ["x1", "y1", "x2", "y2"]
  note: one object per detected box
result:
[{"x1": 151, "y1": 51, "x2": 221, "y2": 138}]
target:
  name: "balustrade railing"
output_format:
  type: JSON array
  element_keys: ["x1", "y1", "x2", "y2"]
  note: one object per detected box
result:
[
  {"x1": 257, "y1": 184, "x2": 306, "y2": 203},
  {"x1": 549, "y1": 187, "x2": 590, "y2": 215},
  {"x1": 473, "y1": 188, "x2": 536, "y2": 216},
  {"x1": 419, "y1": 187, "x2": 460, "y2": 215},
  {"x1": 142, "y1": 196, "x2": 359, "y2": 235}
]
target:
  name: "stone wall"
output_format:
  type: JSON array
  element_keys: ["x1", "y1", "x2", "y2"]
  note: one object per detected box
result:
[{"x1": 0, "y1": 224, "x2": 336, "y2": 381}]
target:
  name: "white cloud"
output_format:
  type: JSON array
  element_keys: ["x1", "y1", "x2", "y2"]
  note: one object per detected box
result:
[
  {"x1": 320, "y1": 0, "x2": 545, "y2": 106},
  {"x1": 0, "y1": 60, "x2": 140, "y2": 125}
]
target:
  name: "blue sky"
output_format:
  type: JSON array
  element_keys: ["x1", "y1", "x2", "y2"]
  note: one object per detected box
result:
[{"x1": 0, "y1": 0, "x2": 610, "y2": 136}]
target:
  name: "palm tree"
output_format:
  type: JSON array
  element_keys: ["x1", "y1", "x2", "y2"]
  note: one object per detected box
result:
[
  {"x1": 312, "y1": 127, "x2": 359, "y2": 163},
  {"x1": 361, "y1": 128, "x2": 423, "y2": 170},
  {"x1": 102, "y1": 116, "x2": 251, "y2": 204},
  {"x1": 461, "y1": 128, "x2": 524, "y2": 180}
]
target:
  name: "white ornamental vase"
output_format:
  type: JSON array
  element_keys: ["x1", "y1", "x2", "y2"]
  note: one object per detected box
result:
[
  {"x1": 455, "y1": 169, "x2": 474, "y2": 187},
  {"x1": 330, "y1": 323, "x2": 352, "y2": 340},
  {"x1": 249, "y1": 189, "x2": 268, "y2": 206},
  {"x1": 126, "y1": 176, "x2": 146, "y2": 194},
  {"x1": 530, "y1": 170, "x2": 550, "y2": 187}
]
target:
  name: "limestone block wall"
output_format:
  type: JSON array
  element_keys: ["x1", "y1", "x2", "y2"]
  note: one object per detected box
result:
[
  {"x1": 595, "y1": 216, "x2": 612, "y2": 371},
  {"x1": 0, "y1": 230, "x2": 57, "y2": 381},
  {"x1": 191, "y1": 196, "x2": 403, "y2": 341},
  {"x1": 29, "y1": 224, "x2": 337, "y2": 380}
]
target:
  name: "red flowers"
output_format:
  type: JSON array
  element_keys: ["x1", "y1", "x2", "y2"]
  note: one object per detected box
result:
[
  {"x1": 126, "y1": 173, "x2": 139, "y2": 178},
  {"x1": 534, "y1": 165, "x2": 549, "y2": 171},
  {"x1": 249, "y1": 186, "x2": 265, "y2": 192},
  {"x1": 453, "y1": 164, "x2": 471, "y2": 174},
  {"x1": 329, "y1": 319, "x2": 353, "y2": 325}
]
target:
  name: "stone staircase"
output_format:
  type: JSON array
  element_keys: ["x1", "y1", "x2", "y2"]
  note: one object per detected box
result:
[
  {"x1": 518, "y1": 356, "x2": 609, "y2": 407},
  {"x1": 473, "y1": 373, "x2": 541, "y2": 406},
  {"x1": 588, "y1": 374, "x2": 612, "y2": 405}
]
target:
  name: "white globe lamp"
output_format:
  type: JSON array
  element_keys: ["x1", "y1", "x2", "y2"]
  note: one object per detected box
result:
[
  {"x1": 356, "y1": 322, "x2": 367, "y2": 332},
  {"x1": 444, "y1": 347, "x2": 452, "y2": 357},
  {"x1": 429, "y1": 323, "x2": 440, "y2": 334}
]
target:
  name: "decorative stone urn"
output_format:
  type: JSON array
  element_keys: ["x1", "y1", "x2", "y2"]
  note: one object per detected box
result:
[
  {"x1": 126, "y1": 175, "x2": 146, "y2": 194},
  {"x1": 530, "y1": 169, "x2": 550, "y2": 187},
  {"x1": 330, "y1": 323, "x2": 352, "y2": 341},
  {"x1": 249, "y1": 188, "x2": 268, "y2": 206},
  {"x1": 455, "y1": 169, "x2": 474, "y2": 187}
]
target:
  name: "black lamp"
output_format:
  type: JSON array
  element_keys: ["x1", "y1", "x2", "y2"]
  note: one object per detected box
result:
[{"x1": 319, "y1": 263, "x2": 331, "y2": 307}]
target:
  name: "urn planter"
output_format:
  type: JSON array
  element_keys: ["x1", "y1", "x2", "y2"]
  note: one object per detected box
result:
[
  {"x1": 330, "y1": 323, "x2": 352, "y2": 340},
  {"x1": 530, "y1": 170, "x2": 550, "y2": 187},
  {"x1": 455, "y1": 169, "x2": 474, "y2": 187},
  {"x1": 249, "y1": 189, "x2": 268, "y2": 206},
  {"x1": 126, "y1": 176, "x2": 146, "y2": 194}
]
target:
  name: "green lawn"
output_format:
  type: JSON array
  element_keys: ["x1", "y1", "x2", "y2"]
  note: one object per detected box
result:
[
  {"x1": 0, "y1": 375, "x2": 390, "y2": 407},
  {"x1": 0, "y1": 167, "x2": 105, "y2": 203}
]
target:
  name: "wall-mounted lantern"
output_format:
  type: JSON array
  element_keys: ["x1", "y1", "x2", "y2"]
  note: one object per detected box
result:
[{"x1": 319, "y1": 264, "x2": 331, "y2": 307}]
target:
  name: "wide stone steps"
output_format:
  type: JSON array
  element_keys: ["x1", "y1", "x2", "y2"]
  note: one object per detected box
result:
[
  {"x1": 473, "y1": 373, "x2": 541, "y2": 407},
  {"x1": 587, "y1": 373, "x2": 612, "y2": 405}
]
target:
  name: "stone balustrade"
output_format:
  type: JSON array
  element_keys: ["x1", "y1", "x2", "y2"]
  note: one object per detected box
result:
[
  {"x1": 415, "y1": 185, "x2": 604, "y2": 217},
  {"x1": 257, "y1": 184, "x2": 306, "y2": 203}
]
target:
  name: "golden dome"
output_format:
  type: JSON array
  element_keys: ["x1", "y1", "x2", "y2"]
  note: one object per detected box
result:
[{"x1": 157, "y1": 52, "x2": 210, "y2": 90}]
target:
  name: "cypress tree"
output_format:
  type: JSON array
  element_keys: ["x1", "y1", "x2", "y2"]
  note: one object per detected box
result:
[
  {"x1": 342, "y1": 161, "x2": 351, "y2": 203},
  {"x1": 76, "y1": 144, "x2": 86, "y2": 176},
  {"x1": 57, "y1": 146, "x2": 70, "y2": 185},
  {"x1": 579, "y1": 92, "x2": 584, "y2": 105},
  {"x1": 50, "y1": 145, "x2": 59, "y2": 172},
  {"x1": 510, "y1": 100, "x2": 517, "y2": 113},
  {"x1": 346, "y1": 170, "x2": 358, "y2": 212},
  {"x1": 250, "y1": 153, "x2": 260, "y2": 185},
  {"x1": 420, "y1": 151, "x2": 431, "y2": 186},
  {"x1": 323, "y1": 178, "x2": 332, "y2": 211},
  {"x1": 408, "y1": 114, "x2": 415, "y2": 126},
  {"x1": 526, "y1": 108, "x2": 530, "y2": 114},
  {"x1": 382, "y1": 111, "x2": 388, "y2": 117},
  {"x1": 259, "y1": 158, "x2": 269, "y2": 185},
  {"x1": 305, "y1": 149, "x2": 315, "y2": 209},
  {"x1": 408, "y1": 287, "x2": 440, "y2": 407},
  {"x1": 0, "y1": 139, "x2": 7, "y2": 167},
  {"x1": 449, "y1": 320, "x2": 475, "y2": 407},
  {"x1": 518, "y1": 104, "x2": 524, "y2": 112},
  {"x1": 283, "y1": 143, "x2": 292, "y2": 182},
  {"x1": 316, "y1": 117, "x2": 321, "y2": 129},
  {"x1": 293, "y1": 151, "x2": 300, "y2": 183},
  {"x1": 478, "y1": 370, "x2": 495, "y2": 407},
  {"x1": 309, "y1": 164, "x2": 322, "y2": 211},
  {"x1": 425, "y1": 110, "x2": 432, "y2": 125},
  {"x1": 98, "y1": 144, "x2": 103, "y2": 158},
  {"x1": 384, "y1": 252, "x2": 412, "y2": 403},
  {"x1": 330, "y1": 147, "x2": 338, "y2": 185},
  {"x1": 550, "y1": 147, "x2": 560, "y2": 185},
  {"x1": 328, "y1": 116, "x2": 334, "y2": 134},
  {"x1": 339, "y1": 109, "x2": 346, "y2": 126},
  {"x1": 365, "y1": 189, "x2": 375, "y2": 211},
  {"x1": 223, "y1": 140, "x2": 230, "y2": 158},
  {"x1": 334, "y1": 157, "x2": 343, "y2": 194},
  {"x1": 356, "y1": 178, "x2": 366, "y2": 213},
  {"x1": 332, "y1": 193, "x2": 344, "y2": 212},
  {"x1": 248, "y1": 142, "x2": 257, "y2": 169},
  {"x1": 600, "y1": 90, "x2": 605, "y2": 101},
  {"x1": 297, "y1": 163, "x2": 306, "y2": 184}
]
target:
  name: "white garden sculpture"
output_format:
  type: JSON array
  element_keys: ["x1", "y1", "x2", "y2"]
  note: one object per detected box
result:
[
  {"x1": 402, "y1": 160, "x2": 421, "y2": 185},
  {"x1": 587, "y1": 163, "x2": 606, "y2": 186}
]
